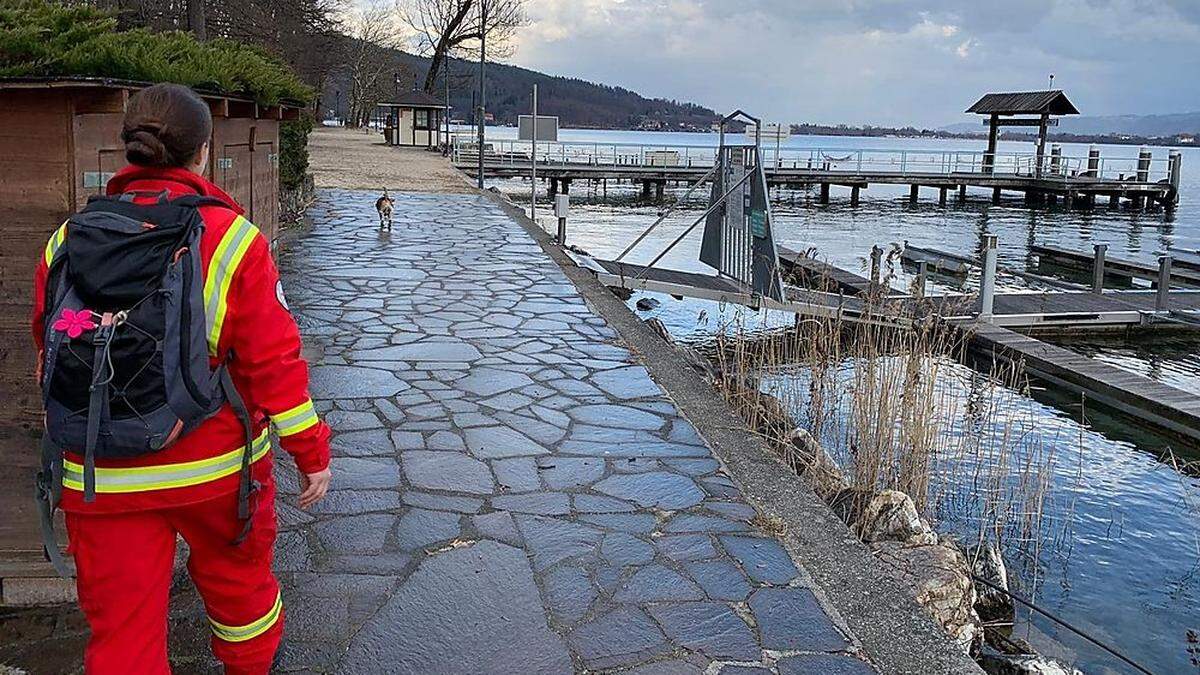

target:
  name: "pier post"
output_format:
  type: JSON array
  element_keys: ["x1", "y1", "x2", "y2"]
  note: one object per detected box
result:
[
  {"x1": 1108, "y1": 193, "x2": 1120, "y2": 210},
  {"x1": 991, "y1": 187, "x2": 1001, "y2": 205},
  {"x1": 819, "y1": 183, "x2": 830, "y2": 204},
  {"x1": 1091, "y1": 244, "x2": 1108, "y2": 294},
  {"x1": 939, "y1": 187, "x2": 948, "y2": 205},
  {"x1": 1046, "y1": 193, "x2": 1057, "y2": 206},
  {"x1": 1064, "y1": 191, "x2": 1075, "y2": 209},
  {"x1": 1137, "y1": 147, "x2": 1151, "y2": 183},
  {"x1": 549, "y1": 178, "x2": 558, "y2": 197},
  {"x1": 869, "y1": 245, "x2": 883, "y2": 291},
  {"x1": 980, "y1": 234, "x2": 998, "y2": 321},
  {"x1": 850, "y1": 185, "x2": 861, "y2": 206},
  {"x1": 915, "y1": 261, "x2": 928, "y2": 298},
  {"x1": 1087, "y1": 145, "x2": 1100, "y2": 178},
  {"x1": 1050, "y1": 144, "x2": 1062, "y2": 176},
  {"x1": 909, "y1": 184, "x2": 919, "y2": 203},
  {"x1": 983, "y1": 114, "x2": 999, "y2": 174},
  {"x1": 561, "y1": 179, "x2": 571, "y2": 195},
  {"x1": 641, "y1": 180, "x2": 651, "y2": 199},
  {"x1": 654, "y1": 180, "x2": 664, "y2": 201},
  {"x1": 958, "y1": 184, "x2": 967, "y2": 201},
  {"x1": 1169, "y1": 150, "x2": 1183, "y2": 207},
  {"x1": 1156, "y1": 256, "x2": 1173, "y2": 311}
]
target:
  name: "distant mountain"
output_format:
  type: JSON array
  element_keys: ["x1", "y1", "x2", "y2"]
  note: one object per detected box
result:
[
  {"x1": 319, "y1": 47, "x2": 721, "y2": 131},
  {"x1": 941, "y1": 112, "x2": 1200, "y2": 138}
]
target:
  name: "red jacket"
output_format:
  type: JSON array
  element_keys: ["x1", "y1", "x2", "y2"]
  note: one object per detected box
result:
[{"x1": 32, "y1": 165, "x2": 331, "y2": 513}]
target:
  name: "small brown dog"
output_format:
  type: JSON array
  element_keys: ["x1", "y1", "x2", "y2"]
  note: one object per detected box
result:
[{"x1": 374, "y1": 189, "x2": 394, "y2": 231}]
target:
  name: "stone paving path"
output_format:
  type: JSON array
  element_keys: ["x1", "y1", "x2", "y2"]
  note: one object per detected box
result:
[{"x1": 267, "y1": 189, "x2": 878, "y2": 674}]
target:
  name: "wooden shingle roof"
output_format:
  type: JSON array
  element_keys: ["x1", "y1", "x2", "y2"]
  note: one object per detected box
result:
[{"x1": 966, "y1": 90, "x2": 1079, "y2": 116}]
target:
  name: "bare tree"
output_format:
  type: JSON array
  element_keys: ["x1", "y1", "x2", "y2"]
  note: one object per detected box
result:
[
  {"x1": 344, "y1": 2, "x2": 405, "y2": 127},
  {"x1": 399, "y1": 0, "x2": 526, "y2": 94}
]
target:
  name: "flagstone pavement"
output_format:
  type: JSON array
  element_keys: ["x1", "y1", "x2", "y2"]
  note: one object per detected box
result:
[{"x1": 184, "y1": 189, "x2": 880, "y2": 674}]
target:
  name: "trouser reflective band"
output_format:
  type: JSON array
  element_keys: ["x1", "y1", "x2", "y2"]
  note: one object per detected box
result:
[
  {"x1": 209, "y1": 591, "x2": 282, "y2": 643},
  {"x1": 271, "y1": 399, "x2": 319, "y2": 437},
  {"x1": 61, "y1": 431, "x2": 271, "y2": 494}
]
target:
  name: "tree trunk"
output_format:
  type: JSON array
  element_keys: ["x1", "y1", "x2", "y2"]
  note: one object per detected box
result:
[
  {"x1": 422, "y1": 0, "x2": 475, "y2": 93},
  {"x1": 187, "y1": 0, "x2": 207, "y2": 41}
]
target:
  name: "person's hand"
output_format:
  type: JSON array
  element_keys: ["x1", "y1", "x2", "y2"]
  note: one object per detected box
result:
[{"x1": 298, "y1": 467, "x2": 332, "y2": 509}]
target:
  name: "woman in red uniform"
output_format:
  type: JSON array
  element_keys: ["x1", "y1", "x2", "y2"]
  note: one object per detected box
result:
[{"x1": 32, "y1": 83, "x2": 332, "y2": 674}]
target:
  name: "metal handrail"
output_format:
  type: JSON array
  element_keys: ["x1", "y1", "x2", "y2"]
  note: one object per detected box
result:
[{"x1": 451, "y1": 136, "x2": 1175, "y2": 183}]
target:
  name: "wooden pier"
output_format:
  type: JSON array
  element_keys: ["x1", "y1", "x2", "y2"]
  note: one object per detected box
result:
[
  {"x1": 968, "y1": 322, "x2": 1200, "y2": 444},
  {"x1": 1032, "y1": 244, "x2": 1200, "y2": 288},
  {"x1": 454, "y1": 138, "x2": 1181, "y2": 210}
]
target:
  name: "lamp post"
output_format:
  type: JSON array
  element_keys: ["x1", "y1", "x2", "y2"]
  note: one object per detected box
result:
[{"x1": 476, "y1": 0, "x2": 487, "y2": 189}]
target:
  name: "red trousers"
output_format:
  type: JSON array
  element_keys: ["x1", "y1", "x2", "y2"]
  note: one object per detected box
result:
[{"x1": 65, "y1": 481, "x2": 282, "y2": 675}]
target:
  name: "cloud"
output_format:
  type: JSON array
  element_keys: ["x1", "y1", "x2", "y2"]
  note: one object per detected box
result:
[{"x1": 503, "y1": 0, "x2": 1200, "y2": 126}]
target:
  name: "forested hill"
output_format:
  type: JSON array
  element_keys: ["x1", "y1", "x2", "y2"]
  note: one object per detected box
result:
[{"x1": 320, "y1": 49, "x2": 721, "y2": 131}]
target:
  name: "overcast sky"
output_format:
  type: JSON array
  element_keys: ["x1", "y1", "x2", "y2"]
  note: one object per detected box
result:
[{"x1": 498, "y1": 0, "x2": 1200, "y2": 127}]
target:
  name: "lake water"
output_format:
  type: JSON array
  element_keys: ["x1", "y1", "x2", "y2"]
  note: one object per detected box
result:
[{"x1": 479, "y1": 128, "x2": 1200, "y2": 674}]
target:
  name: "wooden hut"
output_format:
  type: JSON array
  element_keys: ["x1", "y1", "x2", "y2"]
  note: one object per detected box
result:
[
  {"x1": 378, "y1": 89, "x2": 448, "y2": 148},
  {"x1": 966, "y1": 90, "x2": 1079, "y2": 176},
  {"x1": 0, "y1": 77, "x2": 299, "y2": 596}
]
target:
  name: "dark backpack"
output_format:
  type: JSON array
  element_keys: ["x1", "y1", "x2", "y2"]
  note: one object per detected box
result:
[{"x1": 35, "y1": 192, "x2": 255, "y2": 575}]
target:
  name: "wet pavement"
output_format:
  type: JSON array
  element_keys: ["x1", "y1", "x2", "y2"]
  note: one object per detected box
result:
[
  {"x1": 0, "y1": 188, "x2": 878, "y2": 674},
  {"x1": 262, "y1": 189, "x2": 877, "y2": 674}
]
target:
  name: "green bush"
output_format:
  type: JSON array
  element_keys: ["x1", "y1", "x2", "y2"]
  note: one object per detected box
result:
[
  {"x1": 280, "y1": 113, "x2": 314, "y2": 191},
  {"x1": 0, "y1": 1, "x2": 312, "y2": 106}
]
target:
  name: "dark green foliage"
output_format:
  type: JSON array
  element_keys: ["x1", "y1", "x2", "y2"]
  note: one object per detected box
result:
[
  {"x1": 279, "y1": 113, "x2": 313, "y2": 191},
  {"x1": 0, "y1": 0, "x2": 312, "y2": 106}
]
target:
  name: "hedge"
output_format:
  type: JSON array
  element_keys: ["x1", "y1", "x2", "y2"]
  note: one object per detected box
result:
[{"x1": 1, "y1": 0, "x2": 313, "y2": 189}]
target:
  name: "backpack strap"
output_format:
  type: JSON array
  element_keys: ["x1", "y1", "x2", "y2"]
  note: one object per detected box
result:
[
  {"x1": 81, "y1": 312, "x2": 121, "y2": 503},
  {"x1": 35, "y1": 435, "x2": 71, "y2": 578},
  {"x1": 216, "y1": 356, "x2": 259, "y2": 544}
]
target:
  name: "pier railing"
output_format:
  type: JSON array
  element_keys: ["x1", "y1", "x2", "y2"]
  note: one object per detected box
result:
[{"x1": 451, "y1": 136, "x2": 1175, "y2": 183}]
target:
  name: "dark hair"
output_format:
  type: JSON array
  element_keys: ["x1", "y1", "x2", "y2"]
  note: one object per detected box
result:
[{"x1": 121, "y1": 83, "x2": 213, "y2": 168}]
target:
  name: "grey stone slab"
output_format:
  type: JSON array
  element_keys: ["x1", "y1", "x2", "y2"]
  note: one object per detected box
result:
[
  {"x1": 559, "y1": 440, "x2": 711, "y2": 458},
  {"x1": 388, "y1": 430, "x2": 424, "y2": 450},
  {"x1": 594, "y1": 472, "x2": 705, "y2": 510},
  {"x1": 324, "y1": 410, "x2": 384, "y2": 432},
  {"x1": 657, "y1": 535, "x2": 717, "y2": 562},
  {"x1": 357, "y1": 339, "x2": 482, "y2": 362},
  {"x1": 662, "y1": 458, "x2": 720, "y2": 476},
  {"x1": 516, "y1": 515, "x2": 603, "y2": 571},
  {"x1": 578, "y1": 513, "x2": 658, "y2": 534},
  {"x1": 601, "y1": 533, "x2": 655, "y2": 566},
  {"x1": 720, "y1": 536, "x2": 800, "y2": 585},
  {"x1": 472, "y1": 510, "x2": 522, "y2": 547},
  {"x1": 310, "y1": 365, "x2": 409, "y2": 399},
  {"x1": 573, "y1": 494, "x2": 637, "y2": 513},
  {"x1": 426, "y1": 430, "x2": 465, "y2": 451},
  {"x1": 648, "y1": 602, "x2": 759, "y2": 661},
  {"x1": 686, "y1": 560, "x2": 752, "y2": 601},
  {"x1": 337, "y1": 541, "x2": 570, "y2": 674},
  {"x1": 567, "y1": 607, "x2": 669, "y2": 670},
  {"x1": 614, "y1": 565, "x2": 703, "y2": 603},
  {"x1": 748, "y1": 588, "x2": 850, "y2": 652},
  {"x1": 538, "y1": 457, "x2": 605, "y2": 490},
  {"x1": 329, "y1": 457, "x2": 401, "y2": 491},
  {"x1": 492, "y1": 457, "x2": 541, "y2": 492},
  {"x1": 663, "y1": 514, "x2": 751, "y2": 534},
  {"x1": 590, "y1": 366, "x2": 663, "y2": 399},
  {"x1": 542, "y1": 565, "x2": 596, "y2": 626},
  {"x1": 395, "y1": 508, "x2": 462, "y2": 551},
  {"x1": 457, "y1": 367, "x2": 535, "y2": 396},
  {"x1": 568, "y1": 404, "x2": 665, "y2": 430},
  {"x1": 465, "y1": 425, "x2": 550, "y2": 458},
  {"x1": 625, "y1": 661, "x2": 707, "y2": 675},
  {"x1": 308, "y1": 490, "x2": 401, "y2": 515},
  {"x1": 777, "y1": 654, "x2": 877, "y2": 675},
  {"x1": 705, "y1": 501, "x2": 757, "y2": 520},
  {"x1": 719, "y1": 667, "x2": 772, "y2": 675},
  {"x1": 402, "y1": 491, "x2": 484, "y2": 514},
  {"x1": 313, "y1": 514, "x2": 395, "y2": 555},
  {"x1": 491, "y1": 492, "x2": 571, "y2": 516},
  {"x1": 402, "y1": 451, "x2": 495, "y2": 494}
]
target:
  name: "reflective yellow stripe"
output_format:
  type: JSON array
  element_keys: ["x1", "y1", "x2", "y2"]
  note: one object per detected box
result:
[
  {"x1": 209, "y1": 591, "x2": 282, "y2": 643},
  {"x1": 43, "y1": 223, "x2": 67, "y2": 266},
  {"x1": 62, "y1": 430, "x2": 271, "y2": 493},
  {"x1": 204, "y1": 216, "x2": 259, "y2": 355},
  {"x1": 271, "y1": 399, "x2": 319, "y2": 437}
]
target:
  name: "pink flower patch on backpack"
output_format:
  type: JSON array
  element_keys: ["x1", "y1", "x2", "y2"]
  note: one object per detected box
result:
[{"x1": 53, "y1": 308, "x2": 97, "y2": 339}]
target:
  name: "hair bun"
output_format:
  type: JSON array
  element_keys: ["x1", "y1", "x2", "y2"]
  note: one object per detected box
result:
[{"x1": 124, "y1": 128, "x2": 170, "y2": 166}]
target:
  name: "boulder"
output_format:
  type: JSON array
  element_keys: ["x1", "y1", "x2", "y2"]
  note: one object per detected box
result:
[
  {"x1": 872, "y1": 539, "x2": 983, "y2": 653},
  {"x1": 786, "y1": 428, "x2": 847, "y2": 495},
  {"x1": 965, "y1": 541, "x2": 1013, "y2": 622},
  {"x1": 856, "y1": 490, "x2": 937, "y2": 545},
  {"x1": 635, "y1": 297, "x2": 661, "y2": 311},
  {"x1": 979, "y1": 653, "x2": 1082, "y2": 675}
]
